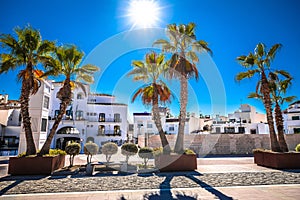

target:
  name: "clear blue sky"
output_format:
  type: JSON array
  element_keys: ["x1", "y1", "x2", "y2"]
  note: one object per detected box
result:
[{"x1": 0, "y1": 0, "x2": 299, "y2": 119}]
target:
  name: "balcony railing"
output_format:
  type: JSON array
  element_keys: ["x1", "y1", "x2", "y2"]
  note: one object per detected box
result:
[
  {"x1": 87, "y1": 117, "x2": 122, "y2": 123},
  {"x1": 97, "y1": 130, "x2": 122, "y2": 136}
]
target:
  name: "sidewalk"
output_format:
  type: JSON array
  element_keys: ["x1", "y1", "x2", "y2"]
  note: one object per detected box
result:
[{"x1": 1, "y1": 156, "x2": 299, "y2": 200}]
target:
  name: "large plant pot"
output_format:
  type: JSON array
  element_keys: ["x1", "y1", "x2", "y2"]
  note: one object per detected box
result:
[
  {"x1": 155, "y1": 154, "x2": 197, "y2": 172},
  {"x1": 8, "y1": 155, "x2": 65, "y2": 175},
  {"x1": 254, "y1": 151, "x2": 300, "y2": 169}
]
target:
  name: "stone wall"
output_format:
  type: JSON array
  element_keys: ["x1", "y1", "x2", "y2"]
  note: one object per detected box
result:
[{"x1": 138, "y1": 134, "x2": 300, "y2": 155}]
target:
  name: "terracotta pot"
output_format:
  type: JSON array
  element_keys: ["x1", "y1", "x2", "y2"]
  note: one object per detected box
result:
[
  {"x1": 254, "y1": 151, "x2": 300, "y2": 169},
  {"x1": 155, "y1": 154, "x2": 197, "y2": 172},
  {"x1": 8, "y1": 155, "x2": 65, "y2": 175}
]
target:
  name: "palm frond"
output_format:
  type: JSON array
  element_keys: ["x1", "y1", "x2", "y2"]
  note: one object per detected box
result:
[
  {"x1": 248, "y1": 92, "x2": 262, "y2": 99},
  {"x1": 235, "y1": 69, "x2": 259, "y2": 81}
]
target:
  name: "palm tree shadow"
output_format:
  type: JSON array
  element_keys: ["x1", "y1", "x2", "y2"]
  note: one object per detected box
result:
[{"x1": 143, "y1": 171, "x2": 232, "y2": 200}]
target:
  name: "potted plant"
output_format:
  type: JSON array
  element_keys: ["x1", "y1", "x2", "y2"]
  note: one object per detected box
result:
[
  {"x1": 8, "y1": 149, "x2": 66, "y2": 175},
  {"x1": 121, "y1": 143, "x2": 138, "y2": 172},
  {"x1": 65, "y1": 142, "x2": 81, "y2": 167},
  {"x1": 154, "y1": 148, "x2": 197, "y2": 172}
]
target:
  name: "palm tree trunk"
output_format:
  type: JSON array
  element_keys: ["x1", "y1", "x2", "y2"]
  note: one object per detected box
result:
[
  {"x1": 275, "y1": 102, "x2": 289, "y2": 152},
  {"x1": 174, "y1": 75, "x2": 188, "y2": 153},
  {"x1": 20, "y1": 64, "x2": 37, "y2": 155},
  {"x1": 152, "y1": 85, "x2": 171, "y2": 154},
  {"x1": 261, "y1": 72, "x2": 281, "y2": 152},
  {"x1": 38, "y1": 78, "x2": 71, "y2": 155}
]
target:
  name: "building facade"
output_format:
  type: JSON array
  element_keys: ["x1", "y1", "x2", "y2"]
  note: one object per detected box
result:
[{"x1": 283, "y1": 101, "x2": 300, "y2": 134}]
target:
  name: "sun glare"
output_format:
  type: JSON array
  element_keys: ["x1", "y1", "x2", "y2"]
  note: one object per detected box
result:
[{"x1": 127, "y1": 0, "x2": 161, "y2": 29}]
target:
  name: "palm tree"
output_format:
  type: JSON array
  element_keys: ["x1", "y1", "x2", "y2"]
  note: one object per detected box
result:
[
  {"x1": 0, "y1": 26, "x2": 55, "y2": 155},
  {"x1": 236, "y1": 43, "x2": 282, "y2": 152},
  {"x1": 269, "y1": 71, "x2": 296, "y2": 152},
  {"x1": 38, "y1": 45, "x2": 99, "y2": 155},
  {"x1": 153, "y1": 22, "x2": 212, "y2": 153},
  {"x1": 128, "y1": 52, "x2": 172, "y2": 153}
]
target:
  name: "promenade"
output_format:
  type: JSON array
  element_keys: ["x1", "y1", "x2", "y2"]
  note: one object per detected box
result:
[{"x1": 0, "y1": 155, "x2": 300, "y2": 199}]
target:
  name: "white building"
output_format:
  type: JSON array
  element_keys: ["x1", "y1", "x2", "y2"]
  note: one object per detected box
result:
[
  {"x1": 47, "y1": 82, "x2": 128, "y2": 151},
  {"x1": 211, "y1": 104, "x2": 268, "y2": 134},
  {"x1": 0, "y1": 96, "x2": 21, "y2": 155},
  {"x1": 283, "y1": 101, "x2": 300, "y2": 134}
]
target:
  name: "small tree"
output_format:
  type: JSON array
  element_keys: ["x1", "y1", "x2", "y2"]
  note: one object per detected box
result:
[
  {"x1": 138, "y1": 147, "x2": 154, "y2": 168},
  {"x1": 121, "y1": 143, "x2": 138, "y2": 164},
  {"x1": 65, "y1": 142, "x2": 81, "y2": 167},
  {"x1": 101, "y1": 142, "x2": 118, "y2": 163},
  {"x1": 84, "y1": 142, "x2": 99, "y2": 164}
]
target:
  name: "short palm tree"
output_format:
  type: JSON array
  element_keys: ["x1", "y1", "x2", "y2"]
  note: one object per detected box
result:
[
  {"x1": 153, "y1": 22, "x2": 212, "y2": 153},
  {"x1": 38, "y1": 45, "x2": 99, "y2": 155},
  {"x1": 269, "y1": 71, "x2": 296, "y2": 152},
  {"x1": 236, "y1": 43, "x2": 282, "y2": 152},
  {"x1": 128, "y1": 52, "x2": 171, "y2": 153},
  {"x1": 0, "y1": 26, "x2": 55, "y2": 155}
]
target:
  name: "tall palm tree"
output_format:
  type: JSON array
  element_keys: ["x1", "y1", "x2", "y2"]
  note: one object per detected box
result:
[
  {"x1": 0, "y1": 26, "x2": 55, "y2": 155},
  {"x1": 38, "y1": 45, "x2": 99, "y2": 155},
  {"x1": 153, "y1": 22, "x2": 212, "y2": 153},
  {"x1": 128, "y1": 52, "x2": 171, "y2": 153},
  {"x1": 236, "y1": 43, "x2": 282, "y2": 152},
  {"x1": 269, "y1": 71, "x2": 296, "y2": 152}
]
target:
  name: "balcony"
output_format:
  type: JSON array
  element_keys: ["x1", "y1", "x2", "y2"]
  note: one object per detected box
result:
[
  {"x1": 97, "y1": 130, "x2": 122, "y2": 137},
  {"x1": 87, "y1": 117, "x2": 122, "y2": 123}
]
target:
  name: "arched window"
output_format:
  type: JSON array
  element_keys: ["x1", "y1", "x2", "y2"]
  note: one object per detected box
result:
[
  {"x1": 99, "y1": 113, "x2": 105, "y2": 122},
  {"x1": 57, "y1": 126, "x2": 80, "y2": 135},
  {"x1": 98, "y1": 125, "x2": 105, "y2": 135},
  {"x1": 114, "y1": 125, "x2": 121, "y2": 136},
  {"x1": 77, "y1": 93, "x2": 83, "y2": 100},
  {"x1": 114, "y1": 113, "x2": 121, "y2": 122},
  {"x1": 86, "y1": 137, "x2": 94, "y2": 143}
]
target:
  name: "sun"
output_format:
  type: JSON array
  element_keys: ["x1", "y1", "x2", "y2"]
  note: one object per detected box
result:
[{"x1": 127, "y1": 0, "x2": 161, "y2": 29}]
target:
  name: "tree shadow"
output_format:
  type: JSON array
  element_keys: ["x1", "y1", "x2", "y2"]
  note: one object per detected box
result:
[
  {"x1": 143, "y1": 171, "x2": 233, "y2": 200},
  {"x1": 0, "y1": 175, "x2": 46, "y2": 195}
]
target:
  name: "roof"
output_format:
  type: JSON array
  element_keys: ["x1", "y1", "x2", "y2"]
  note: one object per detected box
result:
[
  {"x1": 133, "y1": 113, "x2": 151, "y2": 116},
  {"x1": 289, "y1": 100, "x2": 300, "y2": 106},
  {"x1": 89, "y1": 93, "x2": 115, "y2": 97},
  {"x1": 87, "y1": 102, "x2": 127, "y2": 106}
]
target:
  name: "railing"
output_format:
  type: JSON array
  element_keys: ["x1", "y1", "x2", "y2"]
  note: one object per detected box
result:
[
  {"x1": 87, "y1": 117, "x2": 122, "y2": 123},
  {"x1": 97, "y1": 130, "x2": 122, "y2": 136}
]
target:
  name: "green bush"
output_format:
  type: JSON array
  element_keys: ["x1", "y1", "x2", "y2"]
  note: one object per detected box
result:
[
  {"x1": 121, "y1": 143, "x2": 138, "y2": 164},
  {"x1": 295, "y1": 144, "x2": 300, "y2": 152},
  {"x1": 84, "y1": 142, "x2": 99, "y2": 164},
  {"x1": 153, "y1": 147, "x2": 163, "y2": 156},
  {"x1": 138, "y1": 147, "x2": 154, "y2": 168},
  {"x1": 65, "y1": 142, "x2": 81, "y2": 167},
  {"x1": 184, "y1": 149, "x2": 196, "y2": 155},
  {"x1": 101, "y1": 142, "x2": 118, "y2": 163}
]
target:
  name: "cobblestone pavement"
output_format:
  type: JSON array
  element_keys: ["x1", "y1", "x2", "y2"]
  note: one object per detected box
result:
[{"x1": 1, "y1": 170, "x2": 300, "y2": 195}]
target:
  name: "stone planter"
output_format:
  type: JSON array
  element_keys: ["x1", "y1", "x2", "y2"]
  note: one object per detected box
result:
[
  {"x1": 8, "y1": 155, "x2": 65, "y2": 175},
  {"x1": 254, "y1": 151, "x2": 300, "y2": 169},
  {"x1": 155, "y1": 154, "x2": 197, "y2": 172}
]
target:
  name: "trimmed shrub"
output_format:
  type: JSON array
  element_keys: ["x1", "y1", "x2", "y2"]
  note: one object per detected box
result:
[
  {"x1": 121, "y1": 143, "x2": 138, "y2": 164},
  {"x1": 84, "y1": 142, "x2": 99, "y2": 164},
  {"x1": 184, "y1": 149, "x2": 196, "y2": 155},
  {"x1": 101, "y1": 142, "x2": 118, "y2": 163},
  {"x1": 65, "y1": 142, "x2": 81, "y2": 167},
  {"x1": 295, "y1": 144, "x2": 300, "y2": 152},
  {"x1": 138, "y1": 147, "x2": 153, "y2": 168}
]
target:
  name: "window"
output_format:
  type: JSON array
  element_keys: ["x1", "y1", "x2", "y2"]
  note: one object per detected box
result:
[
  {"x1": 87, "y1": 112, "x2": 90, "y2": 116},
  {"x1": 54, "y1": 110, "x2": 60, "y2": 117},
  {"x1": 294, "y1": 128, "x2": 300, "y2": 134},
  {"x1": 86, "y1": 137, "x2": 94, "y2": 143},
  {"x1": 216, "y1": 127, "x2": 221, "y2": 133},
  {"x1": 169, "y1": 126, "x2": 175, "y2": 131},
  {"x1": 114, "y1": 113, "x2": 121, "y2": 122},
  {"x1": 229, "y1": 119, "x2": 236, "y2": 123},
  {"x1": 250, "y1": 129, "x2": 257, "y2": 134},
  {"x1": 147, "y1": 123, "x2": 153, "y2": 129},
  {"x1": 225, "y1": 127, "x2": 235, "y2": 133},
  {"x1": 238, "y1": 127, "x2": 245, "y2": 133},
  {"x1": 66, "y1": 110, "x2": 73, "y2": 120},
  {"x1": 57, "y1": 126, "x2": 79, "y2": 134},
  {"x1": 98, "y1": 125, "x2": 105, "y2": 135},
  {"x1": 242, "y1": 120, "x2": 247, "y2": 123},
  {"x1": 137, "y1": 121, "x2": 143, "y2": 128},
  {"x1": 292, "y1": 116, "x2": 300, "y2": 120},
  {"x1": 77, "y1": 93, "x2": 83, "y2": 99},
  {"x1": 41, "y1": 118, "x2": 47, "y2": 132},
  {"x1": 75, "y1": 110, "x2": 84, "y2": 120},
  {"x1": 43, "y1": 96, "x2": 49, "y2": 109},
  {"x1": 99, "y1": 113, "x2": 105, "y2": 122},
  {"x1": 114, "y1": 125, "x2": 121, "y2": 136}
]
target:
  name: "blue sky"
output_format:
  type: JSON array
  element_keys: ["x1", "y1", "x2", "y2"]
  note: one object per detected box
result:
[{"x1": 0, "y1": 0, "x2": 299, "y2": 119}]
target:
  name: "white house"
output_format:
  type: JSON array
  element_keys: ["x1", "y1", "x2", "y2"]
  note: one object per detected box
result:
[
  {"x1": 47, "y1": 82, "x2": 128, "y2": 151},
  {"x1": 0, "y1": 95, "x2": 21, "y2": 155},
  {"x1": 211, "y1": 104, "x2": 269, "y2": 134},
  {"x1": 283, "y1": 101, "x2": 300, "y2": 134}
]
